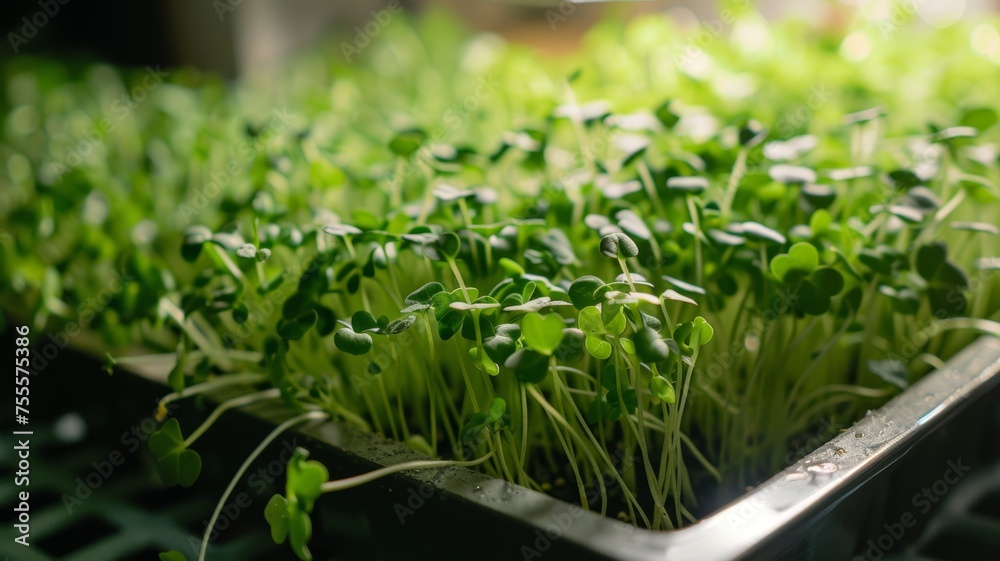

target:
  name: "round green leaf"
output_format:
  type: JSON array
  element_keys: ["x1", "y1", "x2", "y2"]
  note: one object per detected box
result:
[
  {"x1": 739, "y1": 119, "x2": 767, "y2": 148},
  {"x1": 770, "y1": 242, "x2": 819, "y2": 283},
  {"x1": 662, "y1": 274, "x2": 707, "y2": 295},
  {"x1": 232, "y1": 303, "x2": 249, "y2": 324},
  {"x1": 769, "y1": 164, "x2": 816, "y2": 184},
  {"x1": 351, "y1": 310, "x2": 379, "y2": 332},
  {"x1": 506, "y1": 348, "x2": 550, "y2": 384},
  {"x1": 404, "y1": 281, "x2": 445, "y2": 312},
  {"x1": 798, "y1": 281, "x2": 831, "y2": 316},
  {"x1": 385, "y1": 315, "x2": 416, "y2": 335},
  {"x1": 432, "y1": 291, "x2": 466, "y2": 340},
  {"x1": 486, "y1": 397, "x2": 506, "y2": 424},
  {"x1": 649, "y1": 376, "x2": 676, "y2": 404},
  {"x1": 460, "y1": 412, "x2": 488, "y2": 446},
  {"x1": 181, "y1": 226, "x2": 212, "y2": 262},
  {"x1": 176, "y1": 449, "x2": 202, "y2": 487},
  {"x1": 599, "y1": 233, "x2": 639, "y2": 259},
  {"x1": 661, "y1": 289, "x2": 698, "y2": 306},
  {"x1": 568, "y1": 276, "x2": 605, "y2": 309},
  {"x1": 666, "y1": 176, "x2": 708, "y2": 193},
  {"x1": 811, "y1": 267, "x2": 844, "y2": 295},
  {"x1": 809, "y1": 210, "x2": 833, "y2": 235},
  {"x1": 149, "y1": 418, "x2": 185, "y2": 461},
  {"x1": 801, "y1": 183, "x2": 836, "y2": 209},
  {"x1": 690, "y1": 316, "x2": 714, "y2": 346},
  {"x1": 334, "y1": 328, "x2": 373, "y2": 355},
  {"x1": 741, "y1": 221, "x2": 787, "y2": 245},
  {"x1": 288, "y1": 508, "x2": 313, "y2": 561},
  {"x1": 960, "y1": 107, "x2": 998, "y2": 132},
  {"x1": 916, "y1": 243, "x2": 946, "y2": 280},
  {"x1": 585, "y1": 335, "x2": 612, "y2": 359},
  {"x1": 578, "y1": 306, "x2": 604, "y2": 336},
  {"x1": 265, "y1": 494, "x2": 290, "y2": 544},
  {"x1": 522, "y1": 313, "x2": 565, "y2": 355},
  {"x1": 288, "y1": 452, "x2": 329, "y2": 513},
  {"x1": 389, "y1": 128, "x2": 427, "y2": 157},
  {"x1": 633, "y1": 327, "x2": 669, "y2": 363},
  {"x1": 278, "y1": 310, "x2": 318, "y2": 341},
  {"x1": 949, "y1": 221, "x2": 999, "y2": 235},
  {"x1": 322, "y1": 224, "x2": 362, "y2": 237}
]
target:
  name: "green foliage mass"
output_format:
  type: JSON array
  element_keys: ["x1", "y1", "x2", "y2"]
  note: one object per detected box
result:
[{"x1": 2, "y1": 10, "x2": 1000, "y2": 542}]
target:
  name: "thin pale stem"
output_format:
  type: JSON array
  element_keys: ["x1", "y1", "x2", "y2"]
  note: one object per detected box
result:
[
  {"x1": 198, "y1": 411, "x2": 328, "y2": 561},
  {"x1": 156, "y1": 372, "x2": 267, "y2": 421},
  {"x1": 184, "y1": 388, "x2": 281, "y2": 448},
  {"x1": 321, "y1": 453, "x2": 493, "y2": 493}
]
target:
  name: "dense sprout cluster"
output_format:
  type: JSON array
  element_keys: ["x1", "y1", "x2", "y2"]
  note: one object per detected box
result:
[{"x1": 3, "y1": 10, "x2": 1000, "y2": 560}]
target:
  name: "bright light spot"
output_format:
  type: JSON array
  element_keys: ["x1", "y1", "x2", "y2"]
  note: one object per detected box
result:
[
  {"x1": 713, "y1": 72, "x2": 756, "y2": 101},
  {"x1": 918, "y1": 0, "x2": 966, "y2": 29},
  {"x1": 459, "y1": 33, "x2": 503, "y2": 73},
  {"x1": 677, "y1": 113, "x2": 719, "y2": 143},
  {"x1": 132, "y1": 219, "x2": 158, "y2": 245},
  {"x1": 8, "y1": 73, "x2": 38, "y2": 105},
  {"x1": 971, "y1": 24, "x2": 1000, "y2": 59},
  {"x1": 841, "y1": 30, "x2": 872, "y2": 62},
  {"x1": 860, "y1": 0, "x2": 892, "y2": 22},
  {"x1": 55, "y1": 412, "x2": 87, "y2": 443},
  {"x1": 7, "y1": 153, "x2": 32, "y2": 183},
  {"x1": 676, "y1": 47, "x2": 713, "y2": 79},
  {"x1": 8, "y1": 105, "x2": 39, "y2": 136},
  {"x1": 744, "y1": 333, "x2": 760, "y2": 353},
  {"x1": 732, "y1": 18, "x2": 773, "y2": 54},
  {"x1": 664, "y1": 6, "x2": 700, "y2": 30},
  {"x1": 82, "y1": 191, "x2": 110, "y2": 225}
]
